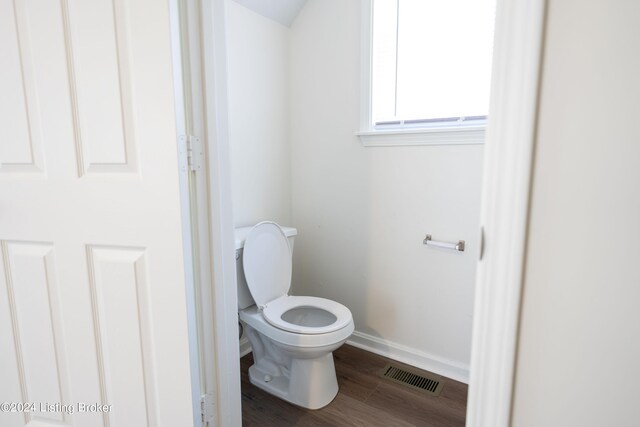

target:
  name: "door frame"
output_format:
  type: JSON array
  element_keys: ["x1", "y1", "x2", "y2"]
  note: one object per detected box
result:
[
  {"x1": 168, "y1": 0, "x2": 204, "y2": 424},
  {"x1": 170, "y1": 0, "x2": 241, "y2": 425},
  {"x1": 189, "y1": 0, "x2": 549, "y2": 426},
  {"x1": 199, "y1": 0, "x2": 244, "y2": 425},
  {"x1": 179, "y1": 0, "x2": 243, "y2": 426},
  {"x1": 466, "y1": 0, "x2": 547, "y2": 425}
]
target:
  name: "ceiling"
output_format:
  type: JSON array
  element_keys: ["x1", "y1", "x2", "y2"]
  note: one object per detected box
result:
[{"x1": 232, "y1": 0, "x2": 308, "y2": 27}]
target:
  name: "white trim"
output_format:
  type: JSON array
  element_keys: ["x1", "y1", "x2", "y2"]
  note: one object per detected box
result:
[
  {"x1": 347, "y1": 331, "x2": 469, "y2": 384},
  {"x1": 356, "y1": 126, "x2": 485, "y2": 147},
  {"x1": 466, "y1": 0, "x2": 546, "y2": 426},
  {"x1": 176, "y1": 0, "x2": 234, "y2": 425},
  {"x1": 200, "y1": 0, "x2": 243, "y2": 426},
  {"x1": 168, "y1": 1, "x2": 203, "y2": 425},
  {"x1": 239, "y1": 336, "x2": 252, "y2": 357}
]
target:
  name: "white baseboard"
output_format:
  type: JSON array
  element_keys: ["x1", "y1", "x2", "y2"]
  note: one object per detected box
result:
[
  {"x1": 238, "y1": 330, "x2": 469, "y2": 384},
  {"x1": 239, "y1": 336, "x2": 252, "y2": 357},
  {"x1": 347, "y1": 331, "x2": 470, "y2": 384}
]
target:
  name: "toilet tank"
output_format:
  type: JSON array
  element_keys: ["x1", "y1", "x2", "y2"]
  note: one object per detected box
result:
[{"x1": 234, "y1": 225, "x2": 297, "y2": 310}]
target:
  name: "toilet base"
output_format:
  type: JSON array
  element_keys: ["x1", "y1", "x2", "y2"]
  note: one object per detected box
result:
[{"x1": 248, "y1": 352, "x2": 339, "y2": 410}]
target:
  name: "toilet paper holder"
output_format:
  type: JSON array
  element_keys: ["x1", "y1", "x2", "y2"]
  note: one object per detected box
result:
[{"x1": 423, "y1": 234, "x2": 465, "y2": 252}]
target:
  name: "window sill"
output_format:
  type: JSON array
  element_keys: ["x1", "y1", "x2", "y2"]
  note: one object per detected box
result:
[{"x1": 356, "y1": 126, "x2": 486, "y2": 147}]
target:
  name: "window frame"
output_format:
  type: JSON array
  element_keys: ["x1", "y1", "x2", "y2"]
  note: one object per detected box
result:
[{"x1": 357, "y1": 0, "x2": 487, "y2": 147}]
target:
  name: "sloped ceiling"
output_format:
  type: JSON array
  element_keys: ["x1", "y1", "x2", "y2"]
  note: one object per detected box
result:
[{"x1": 232, "y1": 0, "x2": 308, "y2": 27}]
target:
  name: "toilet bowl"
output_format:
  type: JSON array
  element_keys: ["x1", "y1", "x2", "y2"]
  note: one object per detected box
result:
[{"x1": 235, "y1": 222, "x2": 354, "y2": 409}]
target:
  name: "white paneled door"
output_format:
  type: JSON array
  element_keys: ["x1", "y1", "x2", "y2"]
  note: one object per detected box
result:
[{"x1": 0, "y1": 0, "x2": 196, "y2": 426}]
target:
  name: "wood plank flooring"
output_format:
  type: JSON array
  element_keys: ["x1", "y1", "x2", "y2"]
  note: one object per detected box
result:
[{"x1": 241, "y1": 344, "x2": 468, "y2": 426}]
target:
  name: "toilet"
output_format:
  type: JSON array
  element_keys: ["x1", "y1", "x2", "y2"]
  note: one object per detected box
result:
[{"x1": 235, "y1": 221, "x2": 354, "y2": 409}]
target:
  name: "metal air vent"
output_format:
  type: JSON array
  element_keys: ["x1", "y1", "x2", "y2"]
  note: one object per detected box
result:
[{"x1": 379, "y1": 364, "x2": 443, "y2": 396}]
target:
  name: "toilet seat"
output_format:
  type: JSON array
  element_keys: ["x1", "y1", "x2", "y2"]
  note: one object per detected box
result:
[
  {"x1": 262, "y1": 295, "x2": 352, "y2": 335},
  {"x1": 243, "y1": 222, "x2": 353, "y2": 335}
]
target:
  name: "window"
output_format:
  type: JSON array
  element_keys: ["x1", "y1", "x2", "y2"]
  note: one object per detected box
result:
[{"x1": 358, "y1": 0, "x2": 496, "y2": 146}]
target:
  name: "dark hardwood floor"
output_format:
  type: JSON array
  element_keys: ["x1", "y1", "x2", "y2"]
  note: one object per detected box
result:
[{"x1": 241, "y1": 344, "x2": 468, "y2": 426}]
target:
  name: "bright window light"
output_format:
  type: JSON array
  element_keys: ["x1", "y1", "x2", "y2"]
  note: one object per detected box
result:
[{"x1": 371, "y1": 0, "x2": 496, "y2": 127}]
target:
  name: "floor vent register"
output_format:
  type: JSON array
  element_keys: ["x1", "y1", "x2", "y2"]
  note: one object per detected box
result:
[{"x1": 379, "y1": 364, "x2": 443, "y2": 397}]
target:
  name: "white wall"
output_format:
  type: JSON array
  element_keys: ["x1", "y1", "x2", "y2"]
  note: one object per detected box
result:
[
  {"x1": 288, "y1": 0, "x2": 483, "y2": 380},
  {"x1": 226, "y1": 1, "x2": 291, "y2": 227},
  {"x1": 512, "y1": 0, "x2": 640, "y2": 425}
]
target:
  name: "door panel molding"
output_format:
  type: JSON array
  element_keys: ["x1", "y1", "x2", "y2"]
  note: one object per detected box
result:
[
  {"x1": 62, "y1": 0, "x2": 138, "y2": 176},
  {"x1": 0, "y1": 0, "x2": 45, "y2": 175},
  {"x1": 87, "y1": 245, "x2": 156, "y2": 427},
  {"x1": 1, "y1": 241, "x2": 70, "y2": 425}
]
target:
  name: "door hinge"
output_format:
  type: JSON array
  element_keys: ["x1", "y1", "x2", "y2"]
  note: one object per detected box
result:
[
  {"x1": 200, "y1": 391, "x2": 215, "y2": 425},
  {"x1": 178, "y1": 134, "x2": 203, "y2": 172}
]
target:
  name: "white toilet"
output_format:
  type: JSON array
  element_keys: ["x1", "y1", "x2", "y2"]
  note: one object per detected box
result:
[{"x1": 235, "y1": 221, "x2": 354, "y2": 409}]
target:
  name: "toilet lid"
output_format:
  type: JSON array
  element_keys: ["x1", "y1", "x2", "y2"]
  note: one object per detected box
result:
[{"x1": 242, "y1": 222, "x2": 292, "y2": 308}]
